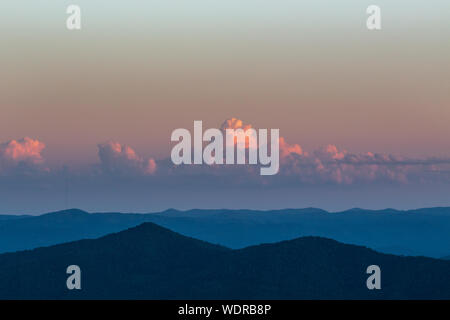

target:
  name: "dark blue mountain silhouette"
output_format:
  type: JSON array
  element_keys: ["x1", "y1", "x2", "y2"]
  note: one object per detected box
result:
[
  {"x1": 0, "y1": 222, "x2": 449, "y2": 299},
  {"x1": 1, "y1": 207, "x2": 450, "y2": 257}
]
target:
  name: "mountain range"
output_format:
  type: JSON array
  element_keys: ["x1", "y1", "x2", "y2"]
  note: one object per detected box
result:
[
  {"x1": 0, "y1": 222, "x2": 449, "y2": 299},
  {"x1": 1, "y1": 207, "x2": 450, "y2": 258}
]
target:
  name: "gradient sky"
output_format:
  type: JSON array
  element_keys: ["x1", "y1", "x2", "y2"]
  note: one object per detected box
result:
[{"x1": 1, "y1": 1, "x2": 450, "y2": 213}]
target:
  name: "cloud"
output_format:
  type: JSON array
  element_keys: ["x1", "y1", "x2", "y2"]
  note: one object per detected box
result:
[
  {"x1": 179, "y1": 118, "x2": 450, "y2": 185},
  {"x1": 221, "y1": 118, "x2": 302, "y2": 160},
  {"x1": 0, "y1": 137, "x2": 47, "y2": 174},
  {"x1": 279, "y1": 137, "x2": 303, "y2": 159},
  {"x1": 278, "y1": 144, "x2": 430, "y2": 184},
  {"x1": 97, "y1": 141, "x2": 157, "y2": 175},
  {"x1": 3, "y1": 120, "x2": 450, "y2": 188},
  {"x1": 146, "y1": 158, "x2": 157, "y2": 175},
  {"x1": 220, "y1": 117, "x2": 257, "y2": 150},
  {"x1": 221, "y1": 118, "x2": 253, "y2": 132}
]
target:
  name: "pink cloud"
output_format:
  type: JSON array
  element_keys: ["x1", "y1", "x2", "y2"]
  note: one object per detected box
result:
[
  {"x1": 97, "y1": 141, "x2": 157, "y2": 175},
  {"x1": 0, "y1": 137, "x2": 47, "y2": 174},
  {"x1": 279, "y1": 137, "x2": 303, "y2": 159},
  {"x1": 221, "y1": 118, "x2": 302, "y2": 160},
  {"x1": 0, "y1": 137, "x2": 45, "y2": 163},
  {"x1": 220, "y1": 117, "x2": 257, "y2": 150},
  {"x1": 280, "y1": 144, "x2": 413, "y2": 184},
  {"x1": 2, "y1": 120, "x2": 448, "y2": 187},
  {"x1": 146, "y1": 158, "x2": 157, "y2": 175},
  {"x1": 215, "y1": 118, "x2": 420, "y2": 184},
  {"x1": 220, "y1": 118, "x2": 252, "y2": 132}
]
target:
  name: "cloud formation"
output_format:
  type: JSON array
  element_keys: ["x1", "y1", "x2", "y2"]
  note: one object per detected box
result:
[
  {"x1": 2, "y1": 120, "x2": 450, "y2": 188},
  {"x1": 0, "y1": 137, "x2": 46, "y2": 174},
  {"x1": 220, "y1": 117, "x2": 257, "y2": 150},
  {"x1": 278, "y1": 144, "x2": 435, "y2": 184},
  {"x1": 97, "y1": 142, "x2": 157, "y2": 175},
  {"x1": 196, "y1": 118, "x2": 450, "y2": 184},
  {"x1": 220, "y1": 118, "x2": 303, "y2": 160},
  {"x1": 220, "y1": 118, "x2": 252, "y2": 132},
  {"x1": 279, "y1": 137, "x2": 303, "y2": 159}
]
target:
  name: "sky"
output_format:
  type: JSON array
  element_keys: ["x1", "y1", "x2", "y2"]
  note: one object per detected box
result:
[{"x1": 1, "y1": 1, "x2": 450, "y2": 213}]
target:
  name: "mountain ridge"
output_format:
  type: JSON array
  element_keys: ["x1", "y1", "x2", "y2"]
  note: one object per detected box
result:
[
  {"x1": 1, "y1": 207, "x2": 450, "y2": 257},
  {"x1": 0, "y1": 221, "x2": 449, "y2": 299}
]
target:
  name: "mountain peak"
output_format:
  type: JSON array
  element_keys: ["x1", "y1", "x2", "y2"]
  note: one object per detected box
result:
[{"x1": 45, "y1": 208, "x2": 89, "y2": 216}]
